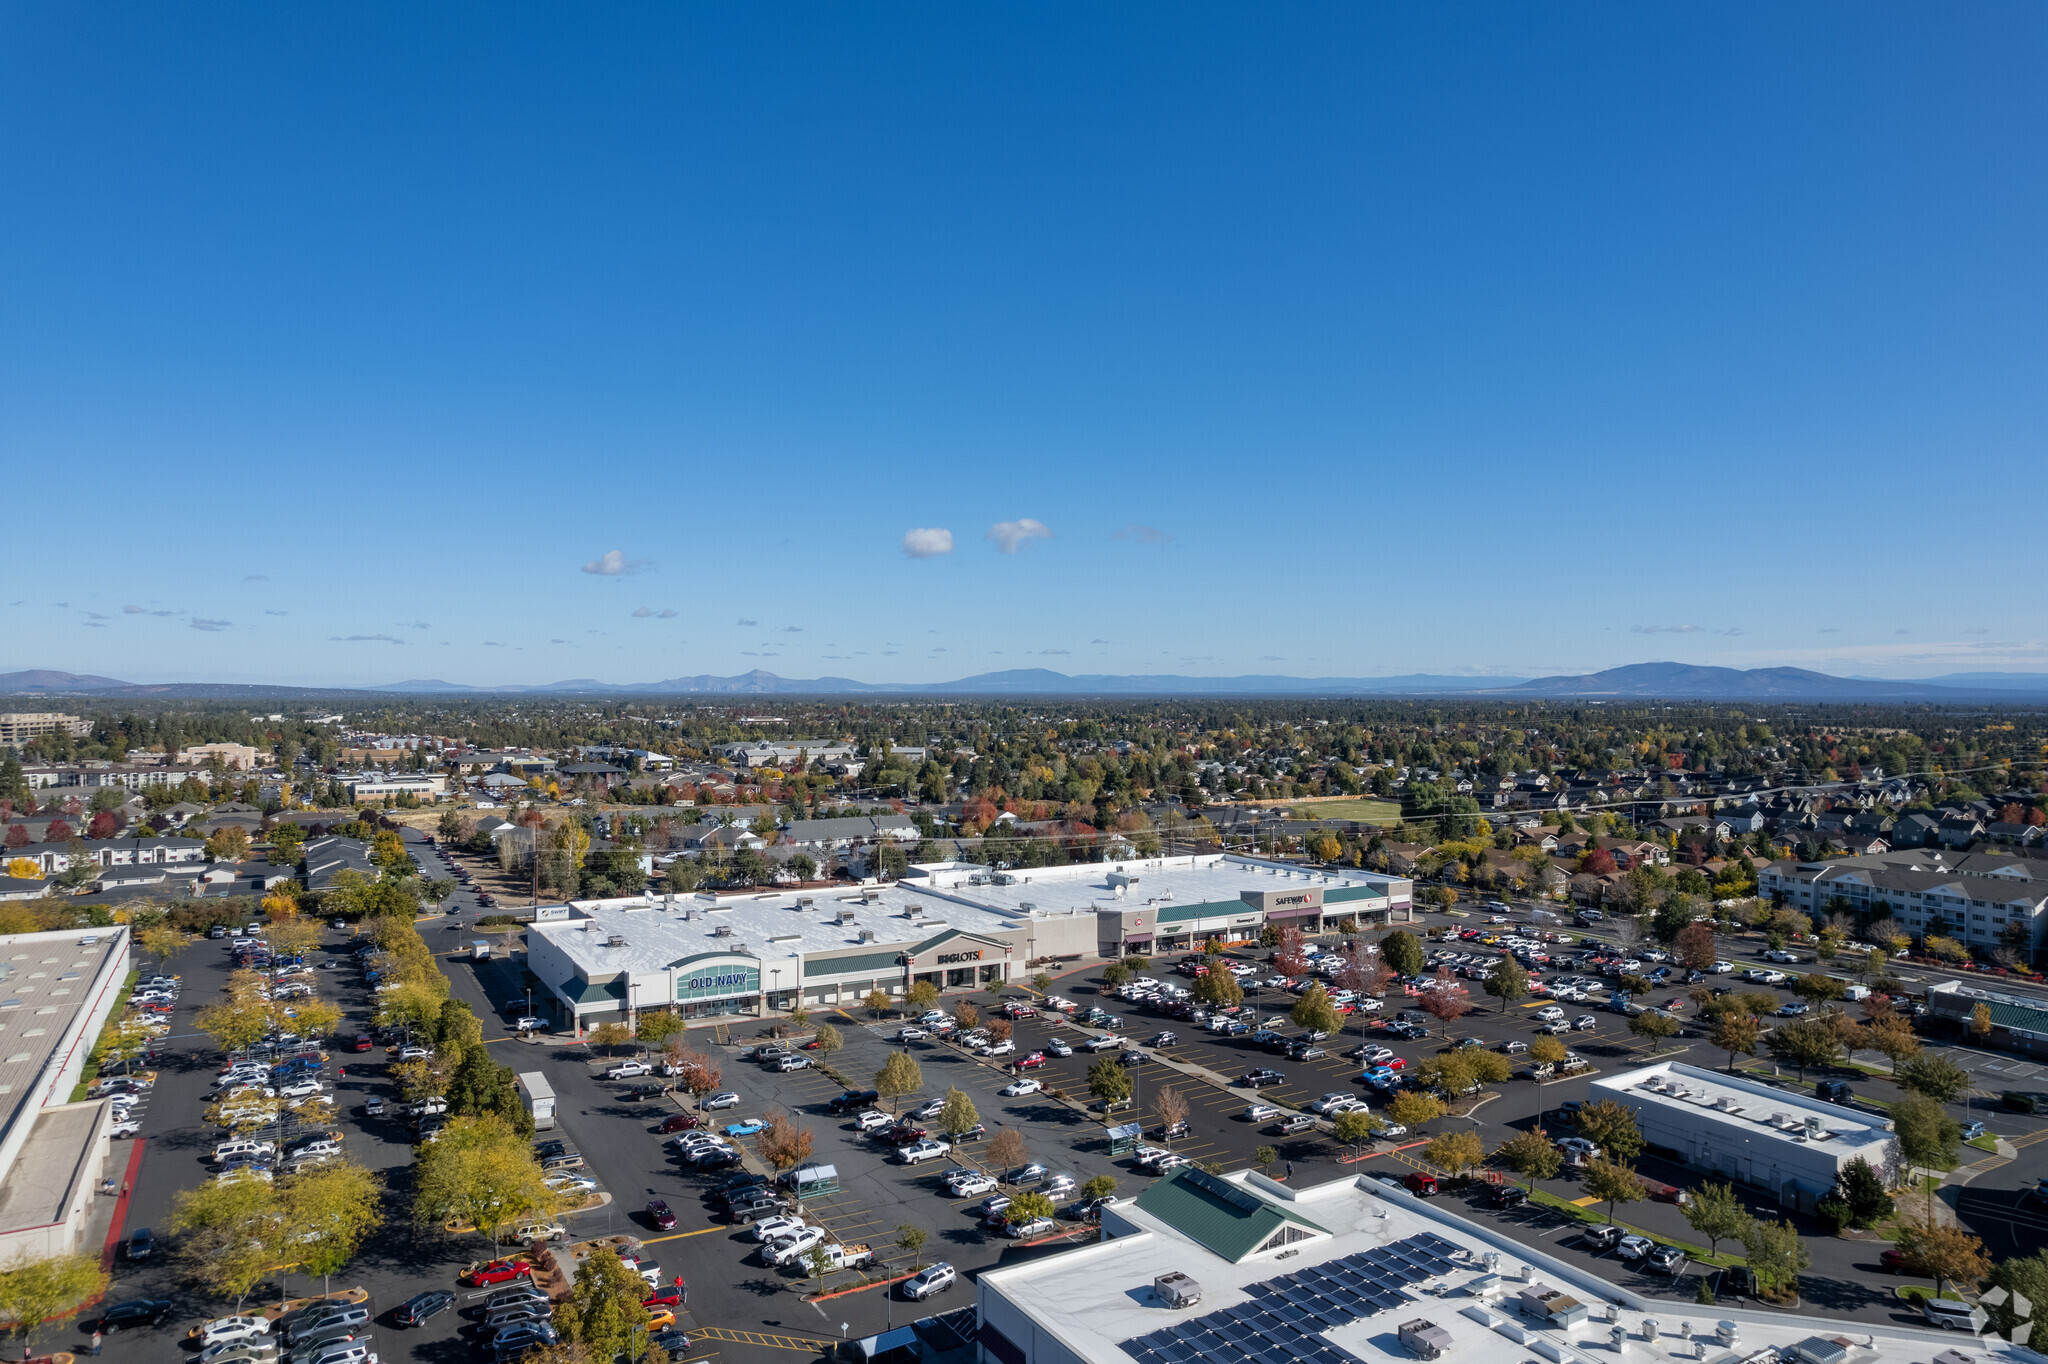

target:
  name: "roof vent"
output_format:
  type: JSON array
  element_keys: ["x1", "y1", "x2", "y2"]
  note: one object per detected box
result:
[
  {"x1": 797, "y1": 897, "x2": 815, "y2": 908},
  {"x1": 606, "y1": 935, "x2": 628, "y2": 947},
  {"x1": 837, "y1": 910, "x2": 857, "y2": 924},
  {"x1": 858, "y1": 929, "x2": 875, "y2": 943},
  {"x1": 713, "y1": 924, "x2": 734, "y2": 938}
]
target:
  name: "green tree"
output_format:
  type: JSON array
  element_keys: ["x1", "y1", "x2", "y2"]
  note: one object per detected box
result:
[
  {"x1": 165, "y1": 1176, "x2": 280, "y2": 1310},
  {"x1": 1739, "y1": 1217, "x2": 1811, "y2": 1299},
  {"x1": 1629, "y1": 1011, "x2": 1682, "y2": 1051},
  {"x1": 1711, "y1": 1013, "x2": 1761, "y2": 1072},
  {"x1": 1765, "y1": 1016, "x2": 1843, "y2": 1080},
  {"x1": 1101, "y1": 961, "x2": 1131, "y2": 989},
  {"x1": 1333, "y1": 1109, "x2": 1382, "y2": 1156},
  {"x1": 0, "y1": 1253, "x2": 109, "y2": 1354},
  {"x1": 1426, "y1": 1130, "x2": 1485, "y2": 1178},
  {"x1": 906, "y1": 979, "x2": 941, "y2": 1013},
  {"x1": 895, "y1": 1224, "x2": 929, "y2": 1271},
  {"x1": 1896, "y1": 1053, "x2": 1973, "y2": 1112},
  {"x1": 1831, "y1": 1156, "x2": 1891, "y2": 1229},
  {"x1": 551, "y1": 1248, "x2": 651, "y2": 1364},
  {"x1": 282, "y1": 1161, "x2": 385, "y2": 1297},
  {"x1": 1682, "y1": 1181, "x2": 1749, "y2": 1260},
  {"x1": 1892, "y1": 1094, "x2": 1962, "y2": 1184},
  {"x1": 1005, "y1": 1191, "x2": 1058, "y2": 1225},
  {"x1": 1387, "y1": 1091, "x2": 1445, "y2": 1132},
  {"x1": 1494, "y1": 1130, "x2": 1562, "y2": 1190},
  {"x1": 1379, "y1": 929, "x2": 1424, "y2": 978},
  {"x1": 635, "y1": 1010, "x2": 686, "y2": 1047},
  {"x1": 1080, "y1": 1175, "x2": 1118, "y2": 1201},
  {"x1": 936, "y1": 1087, "x2": 980, "y2": 1141},
  {"x1": 810, "y1": 1023, "x2": 844, "y2": 1062},
  {"x1": 862, "y1": 989, "x2": 891, "y2": 1019},
  {"x1": 1982, "y1": 1247, "x2": 2048, "y2": 1340},
  {"x1": 1290, "y1": 983, "x2": 1341, "y2": 1036},
  {"x1": 1087, "y1": 1056, "x2": 1133, "y2": 1108},
  {"x1": 1791, "y1": 973, "x2": 1848, "y2": 1007},
  {"x1": 1192, "y1": 966, "x2": 1242, "y2": 1009},
  {"x1": 1575, "y1": 1099, "x2": 1645, "y2": 1161},
  {"x1": 1482, "y1": 957, "x2": 1529, "y2": 1013},
  {"x1": 414, "y1": 1114, "x2": 560, "y2": 1247},
  {"x1": 875, "y1": 1050, "x2": 923, "y2": 1112},
  {"x1": 1253, "y1": 1146, "x2": 1278, "y2": 1176},
  {"x1": 1583, "y1": 1157, "x2": 1646, "y2": 1224}
]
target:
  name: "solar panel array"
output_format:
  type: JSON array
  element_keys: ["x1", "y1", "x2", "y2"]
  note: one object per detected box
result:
[{"x1": 1120, "y1": 1234, "x2": 1465, "y2": 1364}]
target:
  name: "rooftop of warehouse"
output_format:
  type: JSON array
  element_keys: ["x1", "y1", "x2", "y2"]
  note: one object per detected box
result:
[
  {"x1": 979, "y1": 1168, "x2": 2018, "y2": 1364},
  {"x1": 538, "y1": 886, "x2": 1027, "y2": 974},
  {"x1": 909, "y1": 853, "x2": 1406, "y2": 916},
  {"x1": 1592, "y1": 1061, "x2": 1894, "y2": 1161}
]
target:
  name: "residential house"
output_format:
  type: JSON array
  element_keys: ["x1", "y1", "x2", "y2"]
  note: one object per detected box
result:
[
  {"x1": 1937, "y1": 816, "x2": 1986, "y2": 849},
  {"x1": 779, "y1": 814, "x2": 922, "y2": 852},
  {"x1": 1986, "y1": 822, "x2": 2044, "y2": 848},
  {"x1": 1890, "y1": 812, "x2": 1941, "y2": 848}
]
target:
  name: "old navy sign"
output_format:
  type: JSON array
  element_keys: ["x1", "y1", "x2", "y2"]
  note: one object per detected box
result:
[{"x1": 676, "y1": 963, "x2": 760, "y2": 1001}]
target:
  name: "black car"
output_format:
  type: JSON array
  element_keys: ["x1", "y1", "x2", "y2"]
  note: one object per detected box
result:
[
  {"x1": 1488, "y1": 1186, "x2": 1528, "y2": 1209},
  {"x1": 98, "y1": 1299, "x2": 174, "y2": 1332},
  {"x1": 620, "y1": 1084, "x2": 666, "y2": 1101},
  {"x1": 712, "y1": 1171, "x2": 770, "y2": 1204},
  {"x1": 950, "y1": 1122, "x2": 987, "y2": 1143},
  {"x1": 534, "y1": 1139, "x2": 568, "y2": 1158},
  {"x1": 827, "y1": 1089, "x2": 881, "y2": 1113},
  {"x1": 395, "y1": 1289, "x2": 456, "y2": 1326},
  {"x1": 125, "y1": 1228, "x2": 154, "y2": 1261},
  {"x1": 649, "y1": 1330, "x2": 693, "y2": 1354},
  {"x1": 1240, "y1": 1069, "x2": 1286, "y2": 1089}
]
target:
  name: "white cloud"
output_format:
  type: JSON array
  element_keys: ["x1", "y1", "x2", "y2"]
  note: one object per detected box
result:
[
  {"x1": 581, "y1": 549, "x2": 650, "y2": 576},
  {"x1": 902, "y1": 527, "x2": 954, "y2": 558},
  {"x1": 986, "y1": 518, "x2": 1052, "y2": 553},
  {"x1": 190, "y1": 618, "x2": 232, "y2": 632}
]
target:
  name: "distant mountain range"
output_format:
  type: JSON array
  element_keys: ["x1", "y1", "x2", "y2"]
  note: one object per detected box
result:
[{"x1": 6, "y1": 663, "x2": 2048, "y2": 700}]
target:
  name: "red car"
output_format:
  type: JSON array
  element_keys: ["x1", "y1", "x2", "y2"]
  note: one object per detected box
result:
[
  {"x1": 463, "y1": 1258, "x2": 533, "y2": 1287},
  {"x1": 1014, "y1": 1053, "x2": 1047, "y2": 1070},
  {"x1": 881, "y1": 1125, "x2": 929, "y2": 1146},
  {"x1": 641, "y1": 1285, "x2": 683, "y2": 1308},
  {"x1": 658, "y1": 1113, "x2": 700, "y2": 1133},
  {"x1": 1880, "y1": 1248, "x2": 1909, "y2": 1273},
  {"x1": 1383, "y1": 1057, "x2": 1407, "y2": 1071},
  {"x1": 646, "y1": 1199, "x2": 677, "y2": 1231},
  {"x1": 352, "y1": 1034, "x2": 374, "y2": 1052}
]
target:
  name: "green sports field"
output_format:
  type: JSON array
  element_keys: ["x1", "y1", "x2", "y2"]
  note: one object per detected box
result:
[{"x1": 1284, "y1": 799, "x2": 1402, "y2": 824}]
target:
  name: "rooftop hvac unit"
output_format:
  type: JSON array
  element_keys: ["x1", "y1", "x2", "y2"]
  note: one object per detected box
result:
[
  {"x1": 1398, "y1": 1320, "x2": 1453, "y2": 1360},
  {"x1": 1019, "y1": 901, "x2": 1035, "y2": 912},
  {"x1": 713, "y1": 925, "x2": 734, "y2": 938},
  {"x1": 858, "y1": 930, "x2": 875, "y2": 943},
  {"x1": 606, "y1": 935, "x2": 628, "y2": 947},
  {"x1": 797, "y1": 897, "x2": 815, "y2": 908},
  {"x1": 1153, "y1": 1273, "x2": 1202, "y2": 1310},
  {"x1": 836, "y1": 910, "x2": 857, "y2": 924}
]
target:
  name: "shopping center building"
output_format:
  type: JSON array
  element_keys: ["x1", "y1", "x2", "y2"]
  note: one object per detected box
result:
[
  {"x1": 976, "y1": 1165, "x2": 2003, "y2": 1364},
  {"x1": 524, "y1": 854, "x2": 1415, "y2": 1032},
  {"x1": 0, "y1": 927, "x2": 133, "y2": 1259}
]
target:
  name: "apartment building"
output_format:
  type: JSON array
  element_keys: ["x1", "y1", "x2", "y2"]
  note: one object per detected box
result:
[
  {"x1": 1758, "y1": 849, "x2": 2048, "y2": 952},
  {"x1": 0, "y1": 714, "x2": 90, "y2": 748}
]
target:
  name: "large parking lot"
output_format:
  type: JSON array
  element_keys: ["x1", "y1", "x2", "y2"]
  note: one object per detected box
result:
[{"x1": 88, "y1": 888, "x2": 2048, "y2": 1364}]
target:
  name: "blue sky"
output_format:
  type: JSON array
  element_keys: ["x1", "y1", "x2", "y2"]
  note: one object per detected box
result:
[{"x1": 4, "y1": 4, "x2": 2044, "y2": 686}]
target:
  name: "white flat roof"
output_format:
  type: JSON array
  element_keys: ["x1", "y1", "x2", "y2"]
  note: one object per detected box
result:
[
  {"x1": 1591, "y1": 1062, "x2": 1893, "y2": 1164},
  {"x1": 978, "y1": 1171, "x2": 2032, "y2": 1364},
  {"x1": 534, "y1": 887, "x2": 1028, "y2": 976},
  {"x1": 912, "y1": 853, "x2": 1403, "y2": 916}
]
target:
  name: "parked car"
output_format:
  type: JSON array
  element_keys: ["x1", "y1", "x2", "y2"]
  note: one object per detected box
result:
[
  {"x1": 900, "y1": 1263, "x2": 957, "y2": 1300},
  {"x1": 394, "y1": 1290, "x2": 455, "y2": 1326},
  {"x1": 658, "y1": 1113, "x2": 700, "y2": 1133},
  {"x1": 1001, "y1": 1078, "x2": 1043, "y2": 1097},
  {"x1": 97, "y1": 1299, "x2": 175, "y2": 1333},
  {"x1": 606, "y1": 1061, "x2": 652, "y2": 1080}
]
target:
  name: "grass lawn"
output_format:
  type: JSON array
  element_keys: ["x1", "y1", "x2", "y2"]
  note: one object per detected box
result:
[
  {"x1": 1968, "y1": 1134, "x2": 1999, "y2": 1153},
  {"x1": 1287, "y1": 799, "x2": 1403, "y2": 824}
]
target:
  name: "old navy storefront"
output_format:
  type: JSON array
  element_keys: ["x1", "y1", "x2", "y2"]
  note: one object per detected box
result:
[{"x1": 670, "y1": 952, "x2": 764, "y2": 1019}]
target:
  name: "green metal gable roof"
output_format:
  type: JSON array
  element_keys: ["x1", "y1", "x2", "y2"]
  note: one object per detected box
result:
[
  {"x1": 564, "y1": 977, "x2": 627, "y2": 1006},
  {"x1": 1972, "y1": 997, "x2": 2048, "y2": 1034},
  {"x1": 1131, "y1": 1167, "x2": 1331, "y2": 1263},
  {"x1": 1156, "y1": 900, "x2": 1256, "y2": 925}
]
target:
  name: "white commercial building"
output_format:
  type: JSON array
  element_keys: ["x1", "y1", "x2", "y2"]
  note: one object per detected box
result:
[
  {"x1": 977, "y1": 1165, "x2": 2025, "y2": 1364},
  {"x1": 1589, "y1": 1061, "x2": 1897, "y2": 1213},
  {"x1": 0, "y1": 927, "x2": 133, "y2": 1259}
]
